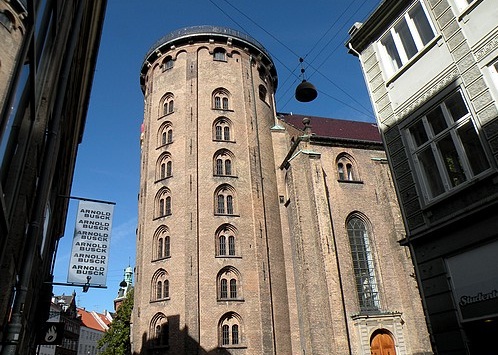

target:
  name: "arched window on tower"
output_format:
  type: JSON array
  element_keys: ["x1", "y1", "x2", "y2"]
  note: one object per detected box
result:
[
  {"x1": 213, "y1": 47, "x2": 227, "y2": 61},
  {"x1": 219, "y1": 312, "x2": 243, "y2": 347},
  {"x1": 214, "y1": 185, "x2": 236, "y2": 215},
  {"x1": 154, "y1": 226, "x2": 171, "y2": 261},
  {"x1": 150, "y1": 313, "x2": 169, "y2": 349},
  {"x1": 161, "y1": 93, "x2": 175, "y2": 116},
  {"x1": 258, "y1": 65, "x2": 267, "y2": 82},
  {"x1": 162, "y1": 55, "x2": 174, "y2": 71},
  {"x1": 213, "y1": 149, "x2": 235, "y2": 176},
  {"x1": 215, "y1": 224, "x2": 238, "y2": 257},
  {"x1": 217, "y1": 267, "x2": 242, "y2": 301},
  {"x1": 259, "y1": 84, "x2": 267, "y2": 102},
  {"x1": 151, "y1": 269, "x2": 170, "y2": 301},
  {"x1": 156, "y1": 152, "x2": 172, "y2": 181},
  {"x1": 155, "y1": 188, "x2": 172, "y2": 218},
  {"x1": 158, "y1": 121, "x2": 173, "y2": 147},
  {"x1": 347, "y1": 215, "x2": 380, "y2": 312},
  {"x1": 0, "y1": 10, "x2": 15, "y2": 32},
  {"x1": 212, "y1": 88, "x2": 230, "y2": 110},
  {"x1": 213, "y1": 117, "x2": 233, "y2": 142}
]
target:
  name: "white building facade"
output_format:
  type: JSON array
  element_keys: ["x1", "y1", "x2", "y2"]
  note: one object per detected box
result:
[{"x1": 348, "y1": 0, "x2": 498, "y2": 353}]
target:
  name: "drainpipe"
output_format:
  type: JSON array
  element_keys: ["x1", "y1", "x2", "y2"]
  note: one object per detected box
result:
[{"x1": 1, "y1": 1, "x2": 85, "y2": 353}]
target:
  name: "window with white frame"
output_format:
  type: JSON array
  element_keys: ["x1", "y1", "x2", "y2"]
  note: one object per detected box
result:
[
  {"x1": 406, "y1": 90, "x2": 490, "y2": 200},
  {"x1": 380, "y1": 1, "x2": 436, "y2": 76}
]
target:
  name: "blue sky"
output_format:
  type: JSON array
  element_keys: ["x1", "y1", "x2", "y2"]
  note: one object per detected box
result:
[{"x1": 52, "y1": 0, "x2": 380, "y2": 312}]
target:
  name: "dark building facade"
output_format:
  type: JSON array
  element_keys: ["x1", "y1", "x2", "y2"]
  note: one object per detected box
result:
[
  {"x1": 347, "y1": 0, "x2": 498, "y2": 353},
  {"x1": 0, "y1": 1, "x2": 106, "y2": 353}
]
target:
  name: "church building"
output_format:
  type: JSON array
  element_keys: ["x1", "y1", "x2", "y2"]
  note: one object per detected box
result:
[{"x1": 133, "y1": 25, "x2": 432, "y2": 355}]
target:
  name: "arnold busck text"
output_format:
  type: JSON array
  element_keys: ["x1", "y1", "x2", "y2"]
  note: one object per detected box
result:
[
  {"x1": 80, "y1": 209, "x2": 112, "y2": 220},
  {"x1": 75, "y1": 231, "x2": 109, "y2": 242},
  {"x1": 78, "y1": 219, "x2": 110, "y2": 231},
  {"x1": 74, "y1": 241, "x2": 108, "y2": 253},
  {"x1": 73, "y1": 253, "x2": 106, "y2": 264},
  {"x1": 71, "y1": 264, "x2": 106, "y2": 276}
]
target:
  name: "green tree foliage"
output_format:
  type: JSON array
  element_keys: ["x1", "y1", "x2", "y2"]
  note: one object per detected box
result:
[{"x1": 98, "y1": 288, "x2": 133, "y2": 355}]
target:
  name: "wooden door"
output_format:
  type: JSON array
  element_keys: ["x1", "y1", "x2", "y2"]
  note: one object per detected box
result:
[{"x1": 370, "y1": 331, "x2": 396, "y2": 355}]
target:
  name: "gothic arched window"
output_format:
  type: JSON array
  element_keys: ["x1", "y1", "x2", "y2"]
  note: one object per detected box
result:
[
  {"x1": 161, "y1": 93, "x2": 175, "y2": 116},
  {"x1": 213, "y1": 117, "x2": 233, "y2": 142},
  {"x1": 151, "y1": 269, "x2": 170, "y2": 301},
  {"x1": 213, "y1": 149, "x2": 235, "y2": 176},
  {"x1": 214, "y1": 185, "x2": 236, "y2": 215},
  {"x1": 154, "y1": 226, "x2": 171, "y2": 261},
  {"x1": 158, "y1": 121, "x2": 173, "y2": 147},
  {"x1": 215, "y1": 224, "x2": 238, "y2": 257},
  {"x1": 347, "y1": 215, "x2": 380, "y2": 312},
  {"x1": 336, "y1": 153, "x2": 359, "y2": 181},
  {"x1": 156, "y1": 153, "x2": 172, "y2": 181},
  {"x1": 213, "y1": 88, "x2": 230, "y2": 110},
  {"x1": 155, "y1": 188, "x2": 172, "y2": 218},
  {"x1": 150, "y1": 313, "x2": 169, "y2": 348},
  {"x1": 219, "y1": 312, "x2": 243, "y2": 347},
  {"x1": 217, "y1": 267, "x2": 241, "y2": 301},
  {"x1": 213, "y1": 47, "x2": 227, "y2": 61}
]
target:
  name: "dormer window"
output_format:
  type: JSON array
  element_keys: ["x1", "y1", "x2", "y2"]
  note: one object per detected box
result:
[
  {"x1": 162, "y1": 56, "x2": 174, "y2": 71},
  {"x1": 213, "y1": 48, "x2": 227, "y2": 61}
]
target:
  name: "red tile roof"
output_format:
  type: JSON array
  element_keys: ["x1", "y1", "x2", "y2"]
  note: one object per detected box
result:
[
  {"x1": 278, "y1": 113, "x2": 382, "y2": 143},
  {"x1": 77, "y1": 308, "x2": 110, "y2": 332}
]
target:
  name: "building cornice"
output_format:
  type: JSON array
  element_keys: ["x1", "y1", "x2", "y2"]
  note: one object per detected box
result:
[
  {"x1": 140, "y1": 25, "x2": 277, "y2": 91},
  {"x1": 346, "y1": 0, "x2": 412, "y2": 55}
]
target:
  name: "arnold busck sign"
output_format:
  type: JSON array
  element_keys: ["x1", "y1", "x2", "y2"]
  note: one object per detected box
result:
[{"x1": 68, "y1": 201, "x2": 114, "y2": 286}]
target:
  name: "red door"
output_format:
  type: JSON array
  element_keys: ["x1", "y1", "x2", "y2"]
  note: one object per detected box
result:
[{"x1": 370, "y1": 331, "x2": 396, "y2": 355}]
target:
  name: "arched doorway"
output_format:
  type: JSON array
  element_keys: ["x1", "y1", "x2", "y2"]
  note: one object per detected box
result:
[{"x1": 370, "y1": 329, "x2": 396, "y2": 355}]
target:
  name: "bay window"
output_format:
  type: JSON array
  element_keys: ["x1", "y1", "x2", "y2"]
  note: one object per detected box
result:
[{"x1": 406, "y1": 90, "x2": 490, "y2": 200}]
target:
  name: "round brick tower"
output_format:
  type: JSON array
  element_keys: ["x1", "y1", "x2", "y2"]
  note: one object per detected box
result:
[{"x1": 134, "y1": 26, "x2": 292, "y2": 354}]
